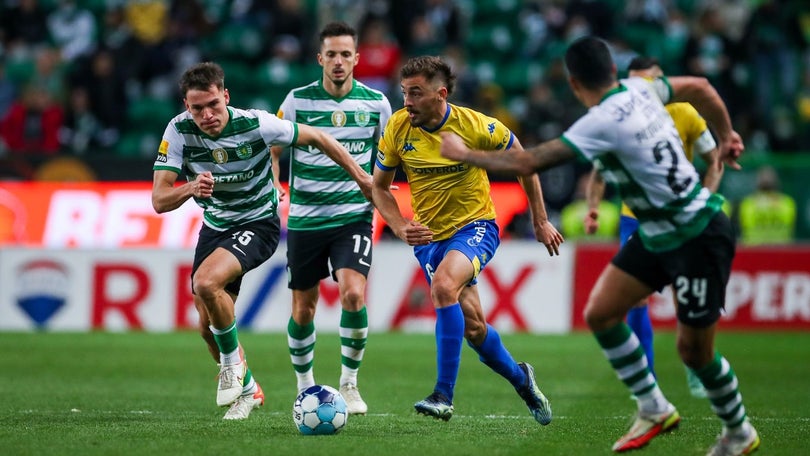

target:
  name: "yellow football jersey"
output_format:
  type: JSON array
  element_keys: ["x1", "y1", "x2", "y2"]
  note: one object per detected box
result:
[
  {"x1": 621, "y1": 102, "x2": 711, "y2": 217},
  {"x1": 377, "y1": 104, "x2": 513, "y2": 240}
]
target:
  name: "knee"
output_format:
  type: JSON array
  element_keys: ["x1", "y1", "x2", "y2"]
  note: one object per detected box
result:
[
  {"x1": 583, "y1": 297, "x2": 605, "y2": 331},
  {"x1": 292, "y1": 302, "x2": 317, "y2": 325},
  {"x1": 193, "y1": 274, "x2": 219, "y2": 301},
  {"x1": 583, "y1": 295, "x2": 623, "y2": 332},
  {"x1": 430, "y1": 277, "x2": 459, "y2": 307},
  {"x1": 341, "y1": 286, "x2": 365, "y2": 310}
]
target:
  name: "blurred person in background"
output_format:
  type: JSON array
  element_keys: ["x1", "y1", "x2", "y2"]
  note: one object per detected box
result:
[
  {"x1": 0, "y1": 0, "x2": 50, "y2": 55},
  {"x1": 354, "y1": 14, "x2": 401, "y2": 100},
  {"x1": 406, "y1": 0, "x2": 464, "y2": 56},
  {"x1": 560, "y1": 173, "x2": 618, "y2": 242},
  {"x1": 681, "y1": 5, "x2": 744, "y2": 140},
  {"x1": 67, "y1": 48, "x2": 129, "y2": 150},
  {"x1": 0, "y1": 82, "x2": 63, "y2": 155},
  {"x1": 59, "y1": 86, "x2": 103, "y2": 154},
  {"x1": 0, "y1": 60, "x2": 18, "y2": 119},
  {"x1": 46, "y1": 0, "x2": 97, "y2": 63},
  {"x1": 741, "y1": 0, "x2": 807, "y2": 151},
  {"x1": 738, "y1": 166, "x2": 796, "y2": 246}
]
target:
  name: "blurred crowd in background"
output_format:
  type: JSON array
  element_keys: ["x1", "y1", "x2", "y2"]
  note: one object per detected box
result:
[{"x1": 0, "y1": 0, "x2": 808, "y2": 240}]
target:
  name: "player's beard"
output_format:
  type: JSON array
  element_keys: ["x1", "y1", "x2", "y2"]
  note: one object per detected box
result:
[
  {"x1": 407, "y1": 109, "x2": 425, "y2": 127},
  {"x1": 329, "y1": 69, "x2": 352, "y2": 87}
]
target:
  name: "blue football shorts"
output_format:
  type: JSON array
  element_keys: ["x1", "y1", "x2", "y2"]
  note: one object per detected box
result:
[{"x1": 413, "y1": 219, "x2": 500, "y2": 286}]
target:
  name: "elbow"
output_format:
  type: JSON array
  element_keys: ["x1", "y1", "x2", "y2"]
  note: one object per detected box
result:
[{"x1": 152, "y1": 198, "x2": 168, "y2": 214}]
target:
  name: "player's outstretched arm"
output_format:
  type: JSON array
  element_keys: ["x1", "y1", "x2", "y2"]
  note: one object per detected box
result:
[
  {"x1": 296, "y1": 124, "x2": 373, "y2": 201},
  {"x1": 440, "y1": 133, "x2": 575, "y2": 175},
  {"x1": 667, "y1": 76, "x2": 743, "y2": 170}
]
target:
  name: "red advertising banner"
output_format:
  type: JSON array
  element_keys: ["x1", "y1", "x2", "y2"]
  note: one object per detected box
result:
[
  {"x1": 0, "y1": 182, "x2": 531, "y2": 247},
  {"x1": 572, "y1": 244, "x2": 810, "y2": 330}
]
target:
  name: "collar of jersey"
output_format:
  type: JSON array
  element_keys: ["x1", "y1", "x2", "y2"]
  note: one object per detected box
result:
[
  {"x1": 421, "y1": 104, "x2": 452, "y2": 133},
  {"x1": 599, "y1": 83, "x2": 627, "y2": 104}
]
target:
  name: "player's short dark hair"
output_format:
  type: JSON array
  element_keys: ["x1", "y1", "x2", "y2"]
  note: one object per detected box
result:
[
  {"x1": 627, "y1": 56, "x2": 660, "y2": 72},
  {"x1": 564, "y1": 36, "x2": 615, "y2": 90},
  {"x1": 400, "y1": 56, "x2": 456, "y2": 96},
  {"x1": 320, "y1": 21, "x2": 357, "y2": 44},
  {"x1": 179, "y1": 62, "x2": 224, "y2": 95}
]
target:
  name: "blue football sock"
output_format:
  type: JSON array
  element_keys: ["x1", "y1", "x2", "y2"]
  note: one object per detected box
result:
[
  {"x1": 435, "y1": 303, "x2": 464, "y2": 401},
  {"x1": 627, "y1": 304, "x2": 655, "y2": 377},
  {"x1": 469, "y1": 324, "x2": 525, "y2": 388}
]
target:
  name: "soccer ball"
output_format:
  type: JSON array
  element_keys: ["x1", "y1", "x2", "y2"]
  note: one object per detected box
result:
[{"x1": 292, "y1": 385, "x2": 348, "y2": 435}]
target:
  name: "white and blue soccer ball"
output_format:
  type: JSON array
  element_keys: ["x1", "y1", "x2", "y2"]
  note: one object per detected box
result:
[{"x1": 292, "y1": 385, "x2": 348, "y2": 435}]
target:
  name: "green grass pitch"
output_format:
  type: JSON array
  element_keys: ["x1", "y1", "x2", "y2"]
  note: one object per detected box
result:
[{"x1": 1, "y1": 330, "x2": 807, "y2": 455}]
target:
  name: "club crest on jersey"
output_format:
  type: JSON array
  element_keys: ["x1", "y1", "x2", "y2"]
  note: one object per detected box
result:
[
  {"x1": 354, "y1": 107, "x2": 370, "y2": 127},
  {"x1": 331, "y1": 110, "x2": 347, "y2": 127},
  {"x1": 235, "y1": 142, "x2": 252, "y2": 159},
  {"x1": 212, "y1": 148, "x2": 228, "y2": 164}
]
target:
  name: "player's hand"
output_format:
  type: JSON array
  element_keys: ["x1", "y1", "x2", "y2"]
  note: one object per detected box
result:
[
  {"x1": 397, "y1": 220, "x2": 433, "y2": 246},
  {"x1": 358, "y1": 175, "x2": 374, "y2": 202},
  {"x1": 583, "y1": 208, "x2": 599, "y2": 235},
  {"x1": 533, "y1": 219, "x2": 564, "y2": 256},
  {"x1": 439, "y1": 132, "x2": 469, "y2": 161},
  {"x1": 193, "y1": 172, "x2": 214, "y2": 198},
  {"x1": 718, "y1": 131, "x2": 744, "y2": 170},
  {"x1": 274, "y1": 180, "x2": 286, "y2": 201}
]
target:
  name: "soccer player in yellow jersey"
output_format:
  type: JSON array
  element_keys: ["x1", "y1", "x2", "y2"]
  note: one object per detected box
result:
[
  {"x1": 372, "y1": 56, "x2": 563, "y2": 423},
  {"x1": 585, "y1": 56, "x2": 724, "y2": 400}
]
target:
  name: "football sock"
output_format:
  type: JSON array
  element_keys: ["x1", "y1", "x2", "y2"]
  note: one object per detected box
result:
[
  {"x1": 468, "y1": 324, "x2": 525, "y2": 388},
  {"x1": 288, "y1": 316, "x2": 316, "y2": 392},
  {"x1": 211, "y1": 321, "x2": 240, "y2": 365},
  {"x1": 242, "y1": 369, "x2": 255, "y2": 395},
  {"x1": 595, "y1": 322, "x2": 669, "y2": 414},
  {"x1": 339, "y1": 307, "x2": 368, "y2": 387},
  {"x1": 435, "y1": 303, "x2": 464, "y2": 401},
  {"x1": 627, "y1": 304, "x2": 655, "y2": 377},
  {"x1": 694, "y1": 352, "x2": 749, "y2": 430}
]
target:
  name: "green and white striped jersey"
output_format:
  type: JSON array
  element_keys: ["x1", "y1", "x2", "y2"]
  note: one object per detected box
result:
[
  {"x1": 153, "y1": 107, "x2": 297, "y2": 231},
  {"x1": 561, "y1": 77, "x2": 724, "y2": 252},
  {"x1": 277, "y1": 79, "x2": 391, "y2": 231}
]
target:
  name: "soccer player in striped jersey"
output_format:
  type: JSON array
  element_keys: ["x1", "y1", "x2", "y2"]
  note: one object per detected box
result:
[
  {"x1": 270, "y1": 21, "x2": 391, "y2": 415},
  {"x1": 440, "y1": 37, "x2": 759, "y2": 455},
  {"x1": 373, "y1": 56, "x2": 563, "y2": 424},
  {"x1": 584, "y1": 56, "x2": 724, "y2": 399},
  {"x1": 152, "y1": 61, "x2": 372, "y2": 420}
]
